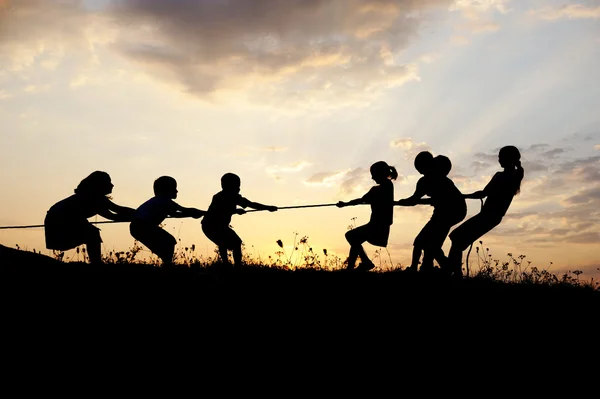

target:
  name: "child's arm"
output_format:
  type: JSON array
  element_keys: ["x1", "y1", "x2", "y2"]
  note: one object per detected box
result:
[
  {"x1": 464, "y1": 173, "x2": 497, "y2": 199},
  {"x1": 414, "y1": 198, "x2": 433, "y2": 205},
  {"x1": 464, "y1": 191, "x2": 486, "y2": 199},
  {"x1": 170, "y1": 202, "x2": 206, "y2": 219},
  {"x1": 395, "y1": 180, "x2": 427, "y2": 206},
  {"x1": 100, "y1": 200, "x2": 135, "y2": 222},
  {"x1": 246, "y1": 201, "x2": 278, "y2": 212},
  {"x1": 336, "y1": 197, "x2": 366, "y2": 207}
]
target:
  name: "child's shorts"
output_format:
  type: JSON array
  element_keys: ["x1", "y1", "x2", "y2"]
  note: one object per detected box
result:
[
  {"x1": 413, "y1": 213, "x2": 464, "y2": 250},
  {"x1": 449, "y1": 213, "x2": 502, "y2": 250},
  {"x1": 44, "y1": 216, "x2": 101, "y2": 251},
  {"x1": 345, "y1": 223, "x2": 390, "y2": 247},
  {"x1": 201, "y1": 223, "x2": 242, "y2": 250},
  {"x1": 130, "y1": 222, "x2": 176, "y2": 253}
]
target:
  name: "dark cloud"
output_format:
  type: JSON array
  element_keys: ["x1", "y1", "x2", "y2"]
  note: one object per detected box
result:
[
  {"x1": 105, "y1": 0, "x2": 454, "y2": 103},
  {"x1": 564, "y1": 231, "x2": 600, "y2": 244},
  {"x1": 0, "y1": 0, "x2": 458, "y2": 105},
  {"x1": 563, "y1": 186, "x2": 600, "y2": 205},
  {"x1": 527, "y1": 144, "x2": 549, "y2": 152},
  {"x1": 555, "y1": 155, "x2": 600, "y2": 181},
  {"x1": 540, "y1": 148, "x2": 567, "y2": 159},
  {"x1": 521, "y1": 160, "x2": 548, "y2": 173}
]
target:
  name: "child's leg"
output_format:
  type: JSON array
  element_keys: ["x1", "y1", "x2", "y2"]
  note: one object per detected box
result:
[
  {"x1": 412, "y1": 220, "x2": 435, "y2": 271},
  {"x1": 409, "y1": 246, "x2": 422, "y2": 271},
  {"x1": 131, "y1": 223, "x2": 176, "y2": 267},
  {"x1": 345, "y1": 226, "x2": 372, "y2": 270},
  {"x1": 420, "y1": 250, "x2": 434, "y2": 272},
  {"x1": 157, "y1": 244, "x2": 175, "y2": 267},
  {"x1": 84, "y1": 224, "x2": 103, "y2": 264},
  {"x1": 448, "y1": 247, "x2": 462, "y2": 276},
  {"x1": 232, "y1": 244, "x2": 243, "y2": 266},
  {"x1": 447, "y1": 213, "x2": 498, "y2": 276},
  {"x1": 218, "y1": 246, "x2": 230, "y2": 265},
  {"x1": 345, "y1": 230, "x2": 358, "y2": 269},
  {"x1": 86, "y1": 240, "x2": 102, "y2": 264}
]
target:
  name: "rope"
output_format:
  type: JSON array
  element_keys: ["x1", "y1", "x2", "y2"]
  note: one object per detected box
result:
[
  {"x1": 245, "y1": 203, "x2": 339, "y2": 213},
  {"x1": 464, "y1": 198, "x2": 484, "y2": 278},
  {"x1": 1, "y1": 203, "x2": 345, "y2": 229},
  {"x1": 0, "y1": 220, "x2": 125, "y2": 230}
]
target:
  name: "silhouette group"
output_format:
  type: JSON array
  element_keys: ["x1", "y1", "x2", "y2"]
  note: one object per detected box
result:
[{"x1": 43, "y1": 146, "x2": 524, "y2": 277}]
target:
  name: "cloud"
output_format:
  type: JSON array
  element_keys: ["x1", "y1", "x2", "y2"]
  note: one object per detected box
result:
[
  {"x1": 305, "y1": 169, "x2": 352, "y2": 187},
  {"x1": 471, "y1": 161, "x2": 491, "y2": 173},
  {"x1": 339, "y1": 167, "x2": 369, "y2": 196},
  {"x1": 555, "y1": 156, "x2": 600, "y2": 181},
  {"x1": 527, "y1": 143, "x2": 549, "y2": 152},
  {"x1": 541, "y1": 148, "x2": 566, "y2": 159},
  {"x1": 450, "y1": 0, "x2": 510, "y2": 35},
  {"x1": 521, "y1": 160, "x2": 548, "y2": 174},
  {"x1": 390, "y1": 137, "x2": 431, "y2": 160},
  {"x1": 266, "y1": 160, "x2": 312, "y2": 180},
  {"x1": 474, "y1": 151, "x2": 498, "y2": 163},
  {"x1": 530, "y1": 4, "x2": 600, "y2": 21},
  {"x1": 563, "y1": 231, "x2": 600, "y2": 244},
  {"x1": 1, "y1": 0, "x2": 462, "y2": 108},
  {"x1": 0, "y1": 1, "x2": 110, "y2": 72},
  {"x1": 563, "y1": 186, "x2": 600, "y2": 205},
  {"x1": 304, "y1": 166, "x2": 375, "y2": 197}
]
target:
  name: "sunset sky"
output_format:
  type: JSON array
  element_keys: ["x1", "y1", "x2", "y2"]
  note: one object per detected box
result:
[{"x1": 1, "y1": 0, "x2": 599, "y2": 282}]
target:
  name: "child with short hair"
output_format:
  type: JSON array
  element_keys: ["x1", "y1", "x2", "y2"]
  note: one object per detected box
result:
[
  {"x1": 44, "y1": 171, "x2": 135, "y2": 265},
  {"x1": 396, "y1": 152, "x2": 466, "y2": 273},
  {"x1": 336, "y1": 161, "x2": 397, "y2": 271},
  {"x1": 202, "y1": 173, "x2": 277, "y2": 267},
  {"x1": 130, "y1": 176, "x2": 205, "y2": 267}
]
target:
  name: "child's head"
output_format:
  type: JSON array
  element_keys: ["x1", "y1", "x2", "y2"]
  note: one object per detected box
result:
[
  {"x1": 414, "y1": 151, "x2": 434, "y2": 175},
  {"x1": 154, "y1": 176, "x2": 178, "y2": 199},
  {"x1": 370, "y1": 161, "x2": 398, "y2": 183},
  {"x1": 433, "y1": 155, "x2": 452, "y2": 177},
  {"x1": 498, "y1": 145, "x2": 521, "y2": 168},
  {"x1": 221, "y1": 173, "x2": 241, "y2": 193},
  {"x1": 498, "y1": 145, "x2": 524, "y2": 195},
  {"x1": 75, "y1": 171, "x2": 113, "y2": 196}
]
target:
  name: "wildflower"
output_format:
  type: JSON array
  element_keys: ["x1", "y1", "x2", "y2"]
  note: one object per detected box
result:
[{"x1": 276, "y1": 239, "x2": 283, "y2": 248}]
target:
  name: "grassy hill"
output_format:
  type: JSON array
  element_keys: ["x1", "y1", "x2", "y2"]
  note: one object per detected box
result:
[{"x1": 2, "y1": 244, "x2": 597, "y2": 313}]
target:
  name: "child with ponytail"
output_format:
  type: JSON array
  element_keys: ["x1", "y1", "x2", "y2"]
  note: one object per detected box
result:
[
  {"x1": 445, "y1": 145, "x2": 524, "y2": 277},
  {"x1": 337, "y1": 161, "x2": 397, "y2": 271}
]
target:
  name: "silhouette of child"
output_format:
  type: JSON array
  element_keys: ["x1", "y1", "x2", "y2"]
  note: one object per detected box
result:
[
  {"x1": 445, "y1": 145, "x2": 524, "y2": 277},
  {"x1": 336, "y1": 161, "x2": 397, "y2": 271},
  {"x1": 130, "y1": 176, "x2": 205, "y2": 267},
  {"x1": 396, "y1": 152, "x2": 467, "y2": 273},
  {"x1": 202, "y1": 173, "x2": 277, "y2": 267},
  {"x1": 44, "y1": 171, "x2": 135, "y2": 265}
]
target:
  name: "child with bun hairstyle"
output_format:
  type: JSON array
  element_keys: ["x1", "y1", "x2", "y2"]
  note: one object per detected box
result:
[{"x1": 396, "y1": 152, "x2": 467, "y2": 273}]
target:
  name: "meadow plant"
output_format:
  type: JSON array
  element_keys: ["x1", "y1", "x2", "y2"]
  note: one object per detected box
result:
[{"x1": 8, "y1": 237, "x2": 598, "y2": 291}]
